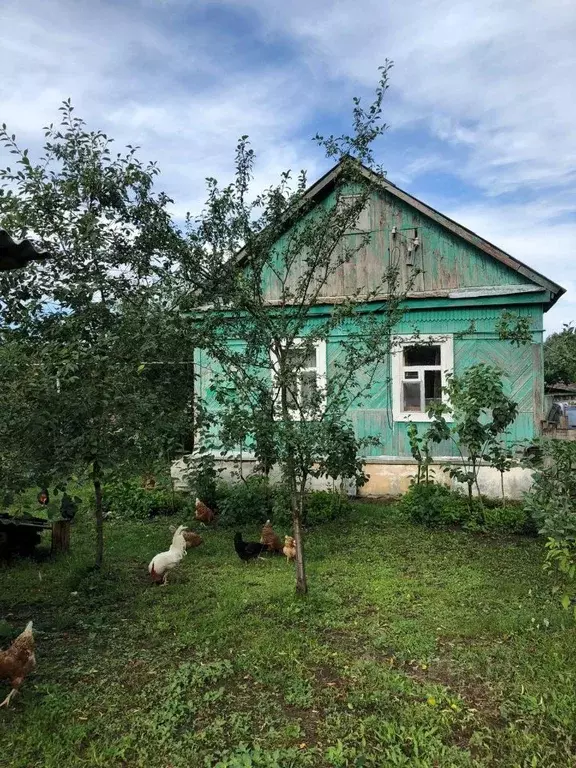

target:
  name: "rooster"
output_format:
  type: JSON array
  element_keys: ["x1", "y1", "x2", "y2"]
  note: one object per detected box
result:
[
  {"x1": 148, "y1": 525, "x2": 188, "y2": 585},
  {"x1": 0, "y1": 621, "x2": 35, "y2": 708},
  {"x1": 195, "y1": 498, "x2": 216, "y2": 525},
  {"x1": 260, "y1": 520, "x2": 283, "y2": 553},
  {"x1": 283, "y1": 535, "x2": 296, "y2": 564}
]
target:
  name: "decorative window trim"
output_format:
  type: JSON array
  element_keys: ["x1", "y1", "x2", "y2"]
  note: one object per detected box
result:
[
  {"x1": 391, "y1": 334, "x2": 454, "y2": 423},
  {"x1": 270, "y1": 338, "x2": 327, "y2": 420}
]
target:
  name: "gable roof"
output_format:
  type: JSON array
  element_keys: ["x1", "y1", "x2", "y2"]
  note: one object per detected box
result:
[{"x1": 282, "y1": 159, "x2": 565, "y2": 310}]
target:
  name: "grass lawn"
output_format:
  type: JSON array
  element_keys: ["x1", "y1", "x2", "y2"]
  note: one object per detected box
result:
[{"x1": 1, "y1": 503, "x2": 575, "y2": 767}]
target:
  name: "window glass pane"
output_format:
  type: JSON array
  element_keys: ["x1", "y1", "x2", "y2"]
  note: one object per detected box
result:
[
  {"x1": 300, "y1": 370, "x2": 317, "y2": 408},
  {"x1": 404, "y1": 371, "x2": 419, "y2": 380},
  {"x1": 402, "y1": 381, "x2": 422, "y2": 412},
  {"x1": 285, "y1": 370, "x2": 298, "y2": 408},
  {"x1": 286, "y1": 347, "x2": 316, "y2": 370},
  {"x1": 424, "y1": 369, "x2": 442, "y2": 406},
  {"x1": 404, "y1": 345, "x2": 441, "y2": 366},
  {"x1": 301, "y1": 349, "x2": 317, "y2": 369}
]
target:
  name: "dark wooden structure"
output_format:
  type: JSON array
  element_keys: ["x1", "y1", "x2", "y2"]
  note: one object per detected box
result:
[
  {"x1": 0, "y1": 516, "x2": 71, "y2": 556},
  {"x1": 0, "y1": 230, "x2": 50, "y2": 271}
]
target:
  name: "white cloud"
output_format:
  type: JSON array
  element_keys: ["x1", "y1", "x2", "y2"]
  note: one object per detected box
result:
[
  {"x1": 228, "y1": 0, "x2": 576, "y2": 194},
  {"x1": 1, "y1": 0, "x2": 574, "y2": 331},
  {"x1": 440, "y1": 197, "x2": 576, "y2": 333},
  {"x1": 222, "y1": 0, "x2": 576, "y2": 328},
  {"x1": 0, "y1": 0, "x2": 322, "y2": 214}
]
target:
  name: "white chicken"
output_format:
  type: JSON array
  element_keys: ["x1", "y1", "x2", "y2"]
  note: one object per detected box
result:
[{"x1": 148, "y1": 525, "x2": 188, "y2": 586}]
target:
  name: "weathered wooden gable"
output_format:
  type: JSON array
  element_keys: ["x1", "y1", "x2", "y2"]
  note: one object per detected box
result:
[{"x1": 258, "y1": 167, "x2": 558, "y2": 305}]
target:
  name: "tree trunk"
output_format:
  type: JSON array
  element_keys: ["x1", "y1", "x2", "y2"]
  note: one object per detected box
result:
[
  {"x1": 51, "y1": 520, "x2": 71, "y2": 554},
  {"x1": 501, "y1": 471, "x2": 506, "y2": 508},
  {"x1": 171, "y1": 475, "x2": 176, "y2": 514},
  {"x1": 93, "y1": 461, "x2": 104, "y2": 569},
  {"x1": 293, "y1": 484, "x2": 308, "y2": 595},
  {"x1": 467, "y1": 481, "x2": 473, "y2": 512},
  {"x1": 471, "y1": 458, "x2": 483, "y2": 510},
  {"x1": 279, "y1": 364, "x2": 308, "y2": 595}
]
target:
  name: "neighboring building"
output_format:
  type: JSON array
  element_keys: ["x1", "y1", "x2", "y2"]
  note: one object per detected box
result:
[
  {"x1": 180, "y1": 161, "x2": 564, "y2": 498},
  {"x1": 543, "y1": 384, "x2": 576, "y2": 441},
  {"x1": 545, "y1": 382, "x2": 576, "y2": 407}
]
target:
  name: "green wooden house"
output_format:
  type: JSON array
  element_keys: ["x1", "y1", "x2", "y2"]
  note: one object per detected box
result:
[{"x1": 186, "y1": 161, "x2": 564, "y2": 497}]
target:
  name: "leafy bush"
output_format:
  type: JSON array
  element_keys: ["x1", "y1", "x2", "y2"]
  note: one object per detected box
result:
[
  {"x1": 399, "y1": 481, "x2": 533, "y2": 533},
  {"x1": 398, "y1": 482, "x2": 462, "y2": 527},
  {"x1": 105, "y1": 479, "x2": 185, "y2": 520},
  {"x1": 469, "y1": 499, "x2": 536, "y2": 535},
  {"x1": 182, "y1": 451, "x2": 219, "y2": 511},
  {"x1": 215, "y1": 480, "x2": 351, "y2": 528},
  {"x1": 523, "y1": 439, "x2": 576, "y2": 612},
  {"x1": 216, "y1": 476, "x2": 274, "y2": 527},
  {"x1": 304, "y1": 489, "x2": 352, "y2": 526}
]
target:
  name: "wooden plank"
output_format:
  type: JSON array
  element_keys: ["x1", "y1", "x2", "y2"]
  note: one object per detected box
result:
[
  {"x1": 51, "y1": 520, "x2": 71, "y2": 554},
  {"x1": 449, "y1": 285, "x2": 542, "y2": 299}
]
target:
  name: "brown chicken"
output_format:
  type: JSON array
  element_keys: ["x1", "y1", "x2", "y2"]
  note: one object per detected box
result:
[
  {"x1": 260, "y1": 519, "x2": 283, "y2": 553},
  {"x1": 182, "y1": 530, "x2": 203, "y2": 549},
  {"x1": 0, "y1": 621, "x2": 35, "y2": 708},
  {"x1": 195, "y1": 498, "x2": 216, "y2": 524},
  {"x1": 283, "y1": 535, "x2": 297, "y2": 564}
]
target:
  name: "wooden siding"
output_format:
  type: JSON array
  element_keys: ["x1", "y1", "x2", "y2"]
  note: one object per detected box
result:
[
  {"x1": 341, "y1": 303, "x2": 544, "y2": 456},
  {"x1": 196, "y1": 303, "x2": 545, "y2": 458},
  {"x1": 260, "y1": 186, "x2": 533, "y2": 302}
]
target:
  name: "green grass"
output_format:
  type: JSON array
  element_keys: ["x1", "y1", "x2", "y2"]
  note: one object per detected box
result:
[{"x1": 1, "y1": 503, "x2": 575, "y2": 767}]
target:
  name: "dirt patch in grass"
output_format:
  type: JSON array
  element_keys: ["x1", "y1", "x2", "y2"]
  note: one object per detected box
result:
[{"x1": 404, "y1": 656, "x2": 503, "y2": 728}]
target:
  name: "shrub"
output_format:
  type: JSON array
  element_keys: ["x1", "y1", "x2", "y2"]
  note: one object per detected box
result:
[
  {"x1": 216, "y1": 476, "x2": 274, "y2": 527},
  {"x1": 398, "y1": 482, "x2": 462, "y2": 527},
  {"x1": 215, "y1": 480, "x2": 351, "y2": 529},
  {"x1": 467, "y1": 499, "x2": 536, "y2": 535},
  {"x1": 304, "y1": 490, "x2": 352, "y2": 526},
  {"x1": 399, "y1": 481, "x2": 533, "y2": 533},
  {"x1": 105, "y1": 479, "x2": 186, "y2": 520},
  {"x1": 182, "y1": 451, "x2": 219, "y2": 511},
  {"x1": 523, "y1": 439, "x2": 576, "y2": 612}
]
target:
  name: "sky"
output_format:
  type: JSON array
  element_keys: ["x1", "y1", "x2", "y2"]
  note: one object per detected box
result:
[{"x1": 1, "y1": 0, "x2": 574, "y2": 332}]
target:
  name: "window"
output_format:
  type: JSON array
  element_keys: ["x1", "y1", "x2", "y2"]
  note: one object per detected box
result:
[
  {"x1": 270, "y1": 339, "x2": 326, "y2": 419},
  {"x1": 392, "y1": 335, "x2": 453, "y2": 422}
]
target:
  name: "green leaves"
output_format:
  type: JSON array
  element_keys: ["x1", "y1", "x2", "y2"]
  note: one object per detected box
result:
[
  {"x1": 544, "y1": 323, "x2": 576, "y2": 385},
  {"x1": 496, "y1": 310, "x2": 533, "y2": 347},
  {"x1": 529, "y1": 440, "x2": 576, "y2": 614},
  {"x1": 424, "y1": 364, "x2": 518, "y2": 510},
  {"x1": 0, "y1": 105, "x2": 197, "y2": 564}
]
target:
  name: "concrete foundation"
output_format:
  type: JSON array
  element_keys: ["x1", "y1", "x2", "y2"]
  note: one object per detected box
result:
[{"x1": 172, "y1": 453, "x2": 534, "y2": 501}]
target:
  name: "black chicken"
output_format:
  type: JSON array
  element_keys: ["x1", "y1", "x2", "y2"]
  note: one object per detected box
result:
[{"x1": 234, "y1": 532, "x2": 266, "y2": 563}]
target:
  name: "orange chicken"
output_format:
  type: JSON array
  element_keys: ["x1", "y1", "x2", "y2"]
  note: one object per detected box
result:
[
  {"x1": 182, "y1": 530, "x2": 203, "y2": 549},
  {"x1": 283, "y1": 535, "x2": 296, "y2": 564},
  {"x1": 195, "y1": 498, "x2": 216, "y2": 524},
  {"x1": 260, "y1": 519, "x2": 283, "y2": 553},
  {"x1": 0, "y1": 621, "x2": 35, "y2": 708}
]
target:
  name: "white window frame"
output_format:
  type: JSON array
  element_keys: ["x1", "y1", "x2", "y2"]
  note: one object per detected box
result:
[
  {"x1": 270, "y1": 338, "x2": 327, "y2": 420},
  {"x1": 391, "y1": 334, "x2": 453, "y2": 423}
]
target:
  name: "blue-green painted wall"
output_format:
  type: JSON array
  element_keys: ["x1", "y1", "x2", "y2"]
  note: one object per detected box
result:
[
  {"x1": 196, "y1": 302, "x2": 544, "y2": 457},
  {"x1": 195, "y1": 179, "x2": 549, "y2": 458}
]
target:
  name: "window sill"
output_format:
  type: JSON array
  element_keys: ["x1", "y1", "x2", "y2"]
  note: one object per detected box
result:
[{"x1": 394, "y1": 412, "x2": 454, "y2": 424}]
